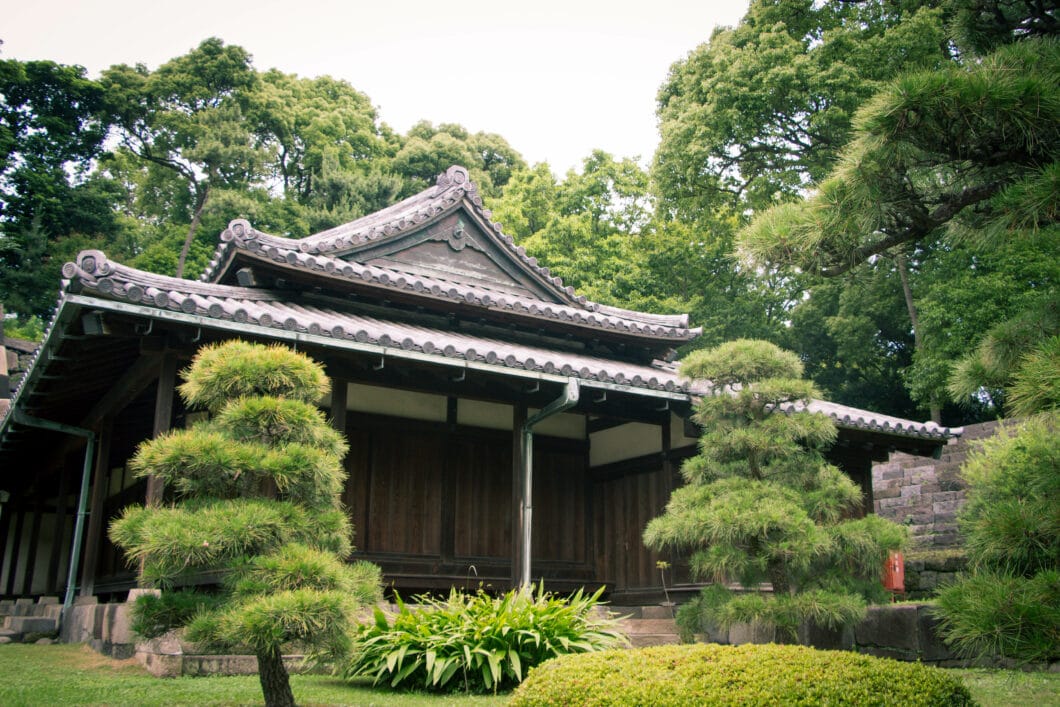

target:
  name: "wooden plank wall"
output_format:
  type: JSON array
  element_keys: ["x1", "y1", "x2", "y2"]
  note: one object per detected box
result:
[
  {"x1": 592, "y1": 465, "x2": 671, "y2": 592},
  {"x1": 343, "y1": 414, "x2": 589, "y2": 580}
]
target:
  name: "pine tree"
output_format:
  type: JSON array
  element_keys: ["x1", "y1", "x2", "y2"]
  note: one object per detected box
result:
[
  {"x1": 110, "y1": 341, "x2": 381, "y2": 707},
  {"x1": 644, "y1": 340, "x2": 905, "y2": 641}
]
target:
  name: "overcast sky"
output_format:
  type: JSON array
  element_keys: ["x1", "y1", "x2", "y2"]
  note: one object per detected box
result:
[{"x1": 1, "y1": 0, "x2": 749, "y2": 175}]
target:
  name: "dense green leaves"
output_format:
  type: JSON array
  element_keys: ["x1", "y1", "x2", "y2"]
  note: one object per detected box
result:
[
  {"x1": 934, "y1": 413, "x2": 1060, "y2": 662},
  {"x1": 342, "y1": 585, "x2": 626, "y2": 694},
  {"x1": 510, "y1": 643, "x2": 974, "y2": 707},
  {"x1": 645, "y1": 340, "x2": 905, "y2": 639},
  {"x1": 110, "y1": 341, "x2": 380, "y2": 707}
]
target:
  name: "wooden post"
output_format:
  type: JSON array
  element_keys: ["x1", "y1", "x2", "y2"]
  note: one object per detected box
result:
[
  {"x1": 440, "y1": 397, "x2": 458, "y2": 566},
  {"x1": 4, "y1": 506, "x2": 25, "y2": 596},
  {"x1": 45, "y1": 457, "x2": 71, "y2": 594},
  {"x1": 329, "y1": 377, "x2": 347, "y2": 436},
  {"x1": 510, "y1": 403, "x2": 527, "y2": 588},
  {"x1": 21, "y1": 497, "x2": 43, "y2": 596},
  {"x1": 79, "y1": 420, "x2": 112, "y2": 597},
  {"x1": 145, "y1": 353, "x2": 177, "y2": 506}
]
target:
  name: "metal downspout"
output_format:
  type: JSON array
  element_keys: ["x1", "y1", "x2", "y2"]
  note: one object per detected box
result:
[
  {"x1": 518, "y1": 378, "x2": 580, "y2": 588},
  {"x1": 12, "y1": 410, "x2": 95, "y2": 624}
]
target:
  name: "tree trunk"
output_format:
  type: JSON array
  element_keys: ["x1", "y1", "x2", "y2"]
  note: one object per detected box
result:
[
  {"x1": 176, "y1": 183, "x2": 210, "y2": 279},
  {"x1": 257, "y1": 648, "x2": 295, "y2": 707},
  {"x1": 896, "y1": 253, "x2": 941, "y2": 422}
]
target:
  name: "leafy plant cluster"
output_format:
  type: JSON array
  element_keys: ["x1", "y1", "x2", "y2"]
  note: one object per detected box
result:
[
  {"x1": 644, "y1": 340, "x2": 906, "y2": 641},
  {"x1": 509, "y1": 643, "x2": 974, "y2": 707},
  {"x1": 109, "y1": 341, "x2": 381, "y2": 707},
  {"x1": 341, "y1": 585, "x2": 626, "y2": 694},
  {"x1": 935, "y1": 412, "x2": 1060, "y2": 663}
]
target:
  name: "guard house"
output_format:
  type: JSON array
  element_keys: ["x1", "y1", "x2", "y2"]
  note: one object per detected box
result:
[{"x1": 0, "y1": 166, "x2": 957, "y2": 606}]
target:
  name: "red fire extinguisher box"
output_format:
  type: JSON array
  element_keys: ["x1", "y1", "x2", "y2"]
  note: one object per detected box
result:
[{"x1": 883, "y1": 550, "x2": 905, "y2": 594}]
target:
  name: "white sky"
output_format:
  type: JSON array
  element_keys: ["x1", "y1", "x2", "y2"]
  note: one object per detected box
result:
[{"x1": 1, "y1": 0, "x2": 749, "y2": 175}]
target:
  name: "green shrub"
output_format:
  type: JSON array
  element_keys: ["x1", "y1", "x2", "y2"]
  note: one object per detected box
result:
[
  {"x1": 130, "y1": 590, "x2": 225, "y2": 639},
  {"x1": 934, "y1": 412, "x2": 1060, "y2": 663},
  {"x1": 935, "y1": 569, "x2": 1060, "y2": 664},
  {"x1": 341, "y1": 585, "x2": 627, "y2": 694},
  {"x1": 509, "y1": 643, "x2": 975, "y2": 706}
]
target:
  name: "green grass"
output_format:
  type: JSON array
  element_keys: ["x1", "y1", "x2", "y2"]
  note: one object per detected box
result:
[
  {"x1": 0, "y1": 644, "x2": 507, "y2": 706},
  {"x1": 1, "y1": 643, "x2": 1057, "y2": 706},
  {"x1": 950, "y1": 668, "x2": 1060, "y2": 707}
]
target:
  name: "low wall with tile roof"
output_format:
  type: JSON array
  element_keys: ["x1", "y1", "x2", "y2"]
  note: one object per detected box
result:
[{"x1": 871, "y1": 421, "x2": 1007, "y2": 597}]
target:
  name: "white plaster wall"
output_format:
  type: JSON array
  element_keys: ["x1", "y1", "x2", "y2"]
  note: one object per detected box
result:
[
  {"x1": 528, "y1": 410, "x2": 585, "y2": 440},
  {"x1": 671, "y1": 412, "x2": 700, "y2": 450},
  {"x1": 589, "y1": 422, "x2": 663, "y2": 467},
  {"x1": 458, "y1": 400, "x2": 513, "y2": 431},
  {"x1": 344, "y1": 383, "x2": 447, "y2": 423}
]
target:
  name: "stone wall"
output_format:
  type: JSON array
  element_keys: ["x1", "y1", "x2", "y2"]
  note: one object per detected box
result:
[{"x1": 871, "y1": 421, "x2": 1002, "y2": 549}]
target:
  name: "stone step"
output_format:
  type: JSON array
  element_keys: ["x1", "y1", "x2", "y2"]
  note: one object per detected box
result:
[
  {"x1": 621, "y1": 618, "x2": 678, "y2": 634},
  {"x1": 608, "y1": 605, "x2": 675, "y2": 620},
  {"x1": 3, "y1": 616, "x2": 57, "y2": 633},
  {"x1": 630, "y1": 633, "x2": 681, "y2": 648}
]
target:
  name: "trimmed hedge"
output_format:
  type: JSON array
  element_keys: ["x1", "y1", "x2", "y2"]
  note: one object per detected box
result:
[{"x1": 510, "y1": 643, "x2": 974, "y2": 706}]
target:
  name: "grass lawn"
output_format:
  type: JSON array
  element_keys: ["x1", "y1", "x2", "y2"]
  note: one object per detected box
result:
[
  {"x1": 0, "y1": 643, "x2": 1057, "y2": 706},
  {"x1": 0, "y1": 644, "x2": 507, "y2": 706}
]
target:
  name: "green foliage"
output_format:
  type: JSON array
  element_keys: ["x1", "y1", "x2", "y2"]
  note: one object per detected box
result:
[
  {"x1": 654, "y1": 0, "x2": 952, "y2": 221},
  {"x1": 341, "y1": 585, "x2": 626, "y2": 694},
  {"x1": 645, "y1": 340, "x2": 905, "y2": 640},
  {"x1": 130, "y1": 589, "x2": 226, "y2": 639},
  {"x1": 935, "y1": 570, "x2": 1060, "y2": 664},
  {"x1": 509, "y1": 643, "x2": 974, "y2": 707},
  {"x1": 739, "y1": 36, "x2": 1058, "y2": 278},
  {"x1": 2, "y1": 314, "x2": 44, "y2": 341},
  {"x1": 957, "y1": 415, "x2": 1060, "y2": 576},
  {"x1": 1007, "y1": 335, "x2": 1060, "y2": 416},
  {"x1": 109, "y1": 341, "x2": 380, "y2": 707},
  {"x1": 934, "y1": 413, "x2": 1060, "y2": 662},
  {"x1": 178, "y1": 340, "x2": 329, "y2": 413}
]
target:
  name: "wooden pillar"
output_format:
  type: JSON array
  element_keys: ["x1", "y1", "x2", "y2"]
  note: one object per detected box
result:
[
  {"x1": 45, "y1": 458, "x2": 71, "y2": 594},
  {"x1": 145, "y1": 353, "x2": 177, "y2": 506},
  {"x1": 440, "y1": 397, "x2": 458, "y2": 566},
  {"x1": 0, "y1": 502, "x2": 11, "y2": 595},
  {"x1": 510, "y1": 403, "x2": 527, "y2": 588},
  {"x1": 4, "y1": 506, "x2": 25, "y2": 596},
  {"x1": 21, "y1": 497, "x2": 43, "y2": 596},
  {"x1": 79, "y1": 420, "x2": 113, "y2": 597},
  {"x1": 329, "y1": 377, "x2": 348, "y2": 436}
]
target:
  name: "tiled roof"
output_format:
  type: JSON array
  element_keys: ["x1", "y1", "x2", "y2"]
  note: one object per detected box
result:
[
  {"x1": 61, "y1": 250, "x2": 692, "y2": 395},
  {"x1": 53, "y1": 250, "x2": 960, "y2": 442},
  {"x1": 196, "y1": 166, "x2": 698, "y2": 343}
]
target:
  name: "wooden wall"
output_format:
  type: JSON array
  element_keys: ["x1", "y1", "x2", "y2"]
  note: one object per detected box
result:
[{"x1": 342, "y1": 412, "x2": 590, "y2": 591}]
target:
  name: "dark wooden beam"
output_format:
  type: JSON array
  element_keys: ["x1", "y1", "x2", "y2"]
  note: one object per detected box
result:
[
  {"x1": 439, "y1": 397, "x2": 458, "y2": 563},
  {"x1": 21, "y1": 498, "x2": 43, "y2": 596},
  {"x1": 3, "y1": 507, "x2": 25, "y2": 596},
  {"x1": 146, "y1": 353, "x2": 177, "y2": 507},
  {"x1": 329, "y1": 376, "x2": 348, "y2": 435},
  {"x1": 80, "y1": 354, "x2": 160, "y2": 430},
  {"x1": 45, "y1": 458, "x2": 71, "y2": 594},
  {"x1": 510, "y1": 402, "x2": 527, "y2": 589},
  {"x1": 79, "y1": 419, "x2": 113, "y2": 597}
]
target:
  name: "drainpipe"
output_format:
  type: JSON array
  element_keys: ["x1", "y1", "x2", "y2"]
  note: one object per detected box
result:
[
  {"x1": 12, "y1": 410, "x2": 95, "y2": 624},
  {"x1": 518, "y1": 378, "x2": 579, "y2": 589}
]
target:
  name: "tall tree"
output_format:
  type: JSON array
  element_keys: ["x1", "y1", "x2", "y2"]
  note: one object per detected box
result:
[
  {"x1": 653, "y1": 0, "x2": 952, "y2": 221},
  {"x1": 0, "y1": 58, "x2": 118, "y2": 318},
  {"x1": 110, "y1": 341, "x2": 381, "y2": 707},
  {"x1": 101, "y1": 38, "x2": 265, "y2": 277},
  {"x1": 644, "y1": 340, "x2": 905, "y2": 641},
  {"x1": 392, "y1": 121, "x2": 525, "y2": 198}
]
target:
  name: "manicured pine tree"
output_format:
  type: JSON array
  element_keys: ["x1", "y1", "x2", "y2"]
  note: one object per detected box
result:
[
  {"x1": 110, "y1": 340, "x2": 381, "y2": 707},
  {"x1": 644, "y1": 339, "x2": 905, "y2": 641}
]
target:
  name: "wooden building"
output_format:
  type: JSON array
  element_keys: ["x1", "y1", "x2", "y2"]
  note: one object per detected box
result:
[{"x1": 0, "y1": 166, "x2": 957, "y2": 608}]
